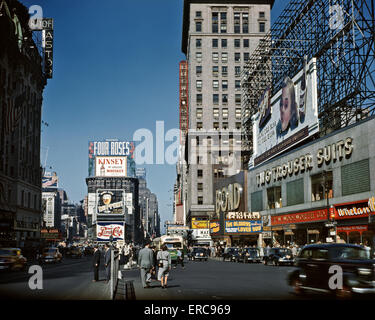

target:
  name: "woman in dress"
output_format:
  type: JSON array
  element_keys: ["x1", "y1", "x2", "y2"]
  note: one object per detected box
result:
[{"x1": 157, "y1": 245, "x2": 171, "y2": 289}]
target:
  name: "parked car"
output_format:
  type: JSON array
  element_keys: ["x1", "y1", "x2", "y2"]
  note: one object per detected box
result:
[
  {"x1": 222, "y1": 247, "x2": 240, "y2": 262},
  {"x1": 42, "y1": 247, "x2": 62, "y2": 264},
  {"x1": 288, "y1": 243, "x2": 375, "y2": 298},
  {"x1": 263, "y1": 248, "x2": 294, "y2": 266},
  {"x1": 0, "y1": 248, "x2": 27, "y2": 271},
  {"x1": 238, "y1": 248, "x2": 261, "y2": 263},
  {"x1": 189, "y1": 247, "x2": 209, "y2": 261}
]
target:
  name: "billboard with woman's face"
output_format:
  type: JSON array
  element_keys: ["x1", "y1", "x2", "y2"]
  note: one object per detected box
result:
[{"x1": 250, "y1": 57, "x2": 319, "y2": 167}]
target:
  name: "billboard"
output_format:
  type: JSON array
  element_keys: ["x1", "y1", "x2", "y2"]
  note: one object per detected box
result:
[
  {"x1": 97, "y1": 190, "x2": 125, "y2": 215},
  {"x1": 88, "y1": 140, "x2": 135, "y2": 177},
  {"x1": 224, "y1": 220, "x2": 263, "y2": 234},
  {"x1": 42, "y1": 172, "x2": 58, "y2": 188},
  {"x1": 251, "y1": 57, "x2": 319, "y2": 167},
  {"x1": 96, "y1": 222, "x2": 124, "y2": 242},
  {"x1": 191, "y1": 218, "x2": 209, "y2": 229},
  {"x1": 95, "y1": 156, "x2": 127, "y2": 177}
]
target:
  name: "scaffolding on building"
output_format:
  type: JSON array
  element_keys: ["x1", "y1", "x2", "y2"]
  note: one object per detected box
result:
[{"x1": 241, "y1": 0, "x2": 375, "y2": 168}]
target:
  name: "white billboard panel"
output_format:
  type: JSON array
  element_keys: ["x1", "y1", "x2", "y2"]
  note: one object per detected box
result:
[
  {"x1": 95, "y1": 156, "x2": 127, "y2": 177},
  {"x1": 251, "y1": 58, "x2": 319, "y2": 167}
]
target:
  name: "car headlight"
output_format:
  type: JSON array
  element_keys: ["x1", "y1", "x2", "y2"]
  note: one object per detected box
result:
[{"x1": 358, "y1": 268, "x2": 372, "y2": 276}]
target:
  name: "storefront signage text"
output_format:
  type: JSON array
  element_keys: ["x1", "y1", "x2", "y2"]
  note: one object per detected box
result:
[
  {"x1": 224, "y1": 220, "x2": 262, "y2": 234},
  {"x1": 257, "y1": 137, "x2": 353, "y2": 186},
  {"x1": 226, "y1": 212, "x2": 260, "y2": 220}
]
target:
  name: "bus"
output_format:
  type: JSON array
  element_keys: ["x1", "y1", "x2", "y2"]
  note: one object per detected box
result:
[{"x1": 153, "y1": 234, "x2": 186, "y2": 264}]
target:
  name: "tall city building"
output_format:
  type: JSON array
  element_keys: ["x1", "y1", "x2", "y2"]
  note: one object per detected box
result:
[{"x1": 181, "y1": 0, "x2": 273, "y2": 226}]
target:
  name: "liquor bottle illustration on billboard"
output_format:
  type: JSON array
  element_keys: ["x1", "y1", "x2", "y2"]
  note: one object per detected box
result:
[{"x1": 100, "y1": 163, "x2": 105, "y2": 176}]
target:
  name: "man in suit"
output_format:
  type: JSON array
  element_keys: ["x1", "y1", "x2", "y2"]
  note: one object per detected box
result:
[
  {"x1": 104, "y1": 243, "x2": 111, "y2": 282},
  {"x1": 137, "y1": 241, "x2": 154, "y2": 288},
  {"x1": 93, "y1": 245, "x2": 101, "y2": 282}
]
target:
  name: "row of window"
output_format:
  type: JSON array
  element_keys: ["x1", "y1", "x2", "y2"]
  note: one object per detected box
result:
[
  {"x1": 196, "y1": 38, "x2": 250, "y2": 49},
  {"x1": 195, "y1": 11, "x2": 265, "y2": 19},
  {"x1": 195, "y1": 52, "x2": 249, "y2": 63},
  {"x1": 197, "y1": 93, "x2": 242, "y2": 104},
  {"x1": 196, "y1": 79, "x2": 241, "y2": 90},
  {"x1": 196, "y1": 65, "x2": 242, "y2": 77},
  {"x1": 196, "y1": 122, "x2": 242, "y2": 131},
  {"x1": 196, "y1": 107, "x2": 242, "y2": 120}
]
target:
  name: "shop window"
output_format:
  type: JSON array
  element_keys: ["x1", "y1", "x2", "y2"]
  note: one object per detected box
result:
[
  {"x1": 311, "y1": 171, "x2": 333, "y2": 202},
  {"x1": 267, "y1": 186, "x2": 282, "y2": 209}
]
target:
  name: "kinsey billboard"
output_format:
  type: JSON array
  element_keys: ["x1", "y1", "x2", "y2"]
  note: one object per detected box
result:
[
  {"x1": 96, "y1": 190, "x2": 125, "y2": 215},
  {"x1": 88, "y1": 140, "x2": 135, "y2": 177},
  {"x1": 42, "y1": 172, "x2": 58, "y2": 188},
  {"x1": 250, "y1": 57, "x2": 319, "y2": 167},
  {"x1": 97, "y1": 222, "x2": 124, "y2": 242},
  {"x1": 95, "y1": 156, "x2": 127, "y2": 177}
]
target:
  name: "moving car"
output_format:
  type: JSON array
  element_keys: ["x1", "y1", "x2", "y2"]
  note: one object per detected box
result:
[
  {"x1": 222, "y1": 247, "x2": 240, "y2": 262},
  {"x1": 263, "y1": 248, "x2": 294, "y2": 266},
  {"x1": 0, "y1": 248, "x2": 27, "y2": 271},
  {"x1": 42, "y1": 247, "x2": 62, "y2": 263},
  {"x1": 288, "y1": 243, "x2": 375, "y2": 298},
  {"x1": 238, "y1": 248, "x2": 261, "y2": 263},
  {"x1": 189, "y1": 247, "x2": 208, "y2": 261}
]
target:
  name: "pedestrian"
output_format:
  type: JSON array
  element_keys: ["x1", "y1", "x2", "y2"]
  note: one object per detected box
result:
[
  {"x1": 138, "y1": 241, "x2": 155, "y2": 288},
  {"x1": 104, "y1": 244, "x2": 111, "y2": 283},
  {"x1": 151, "y1": 245, "x2": 158, "y2": 279},
  {"x1": 92, "y1": 245, "x2": 101, "y2": 282},
  {"x1": 157, "y1": 245, "x2": 171, "y2": 289},
  {"x1": 129, "y1": 244, "x2": 134, "y2": 267},
  {"x1": 177, "y1": 248, "x2": 185, "y2": 268}
]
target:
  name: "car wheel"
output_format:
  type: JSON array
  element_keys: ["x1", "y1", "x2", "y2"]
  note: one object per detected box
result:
[{"x1": 291, "y1": 277, "x2": 305, "y2": 296}]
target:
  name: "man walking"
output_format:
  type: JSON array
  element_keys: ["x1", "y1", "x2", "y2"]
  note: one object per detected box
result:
[
  {"x1": 104, "y1": 244, "x2": 111, "y2": 283},
  {"x1": 137, "y1": 240, "x2": 154, "y2": 288},
  {"x1": 93, "y1": 245, "x2": 101, "y2": 282}
]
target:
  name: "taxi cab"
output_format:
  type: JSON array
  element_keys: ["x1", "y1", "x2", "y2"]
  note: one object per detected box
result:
[{"x1": 0, "y1": 248, "x2": 27, "y2": 271}]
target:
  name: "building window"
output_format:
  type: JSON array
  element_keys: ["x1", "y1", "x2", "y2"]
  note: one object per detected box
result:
[
  {"x1": 235, "y1": 94, "x2": 241, "y2": 104},
  {"x1": 213, "y1": 108, "x2": 219, "y2": 119},
  {"x1": 197, "y1": 122, "x2": 203, "y2": 130},
  {"x1": 267, "y1": 186, "x2": 282, "y2": 209},
  {"x1": 220, "y1": 22, "x2": 227, "y2": 33},
  {"x1": 222, "y1": 122, "x2": 228, "y2": 130},
  {"x1": 234, "y1": 12, "x2": 241, "y2": 33},
  {"x1": 235, "y1": 122, "x2": 242, "y2": 130},
  {"x1": 213, "y1": 80, "x2": 219, "y2": 90},
  {"x1": 222, "y1": 80, "x2": 228, "y2": 90},
  {"x1": 235, "y1": 66, "x2": 241, "y2": 77},
  {"x1": 242, "y1": 13, "x2": 249, "y2": 33},
  {"x1": 196, "y1": 21, "x2": 202, "y2": 32},
  {"x1": 259, "y1": 11, "x2": 265, "y2": 18},
  {"x1": 213, "y1": 94, "x2": 219, "y2": 104},
  {"x1": 235, "y1": 52, "x2": 241, "y2": 62},
  {"x1": 311, "y1": 171, "x2": 333, "y2": 201},
  {"x1": 196, "y1": 80, "x2": 202, "y2": 90},
  {"x1": 198, "y1": 196, "x2": 203, "y2": 205},
  {"x1": 234, "y1": 39, "x2": 241, "y2": 48},
  {"x1": 212, "y1": 52, "x2": 219, "y2": 63},
  {"x1": 221, "y1": 39, "x2": 227, "y2": 48},
  {"x1": 244, "y1": 52, "x2": 250, "y2": 62},
  {"x1": 221, "y1": 52, "x2": 228, "y2": 63},
  {"x1": 212, "y1": 66, "x2": 219, "y2": 76},
  {"x1": 243, "y1": 39, "x2": 249, "y2": 48},
  {"x1": 259, "y1": 22, "x2": 265, "y2": 33},
  {"x1": 222, "y1": 94, "x2": 228, "y2": 104},
  {"x1": 196, "y1": 52, "x2": 202, "y2": 63},
  {"x1": 197, "y1": 169, "x2": 203, "y2": 178},
  {"x1": 196, "y1": 65, "x2": 202, "y2": 75},
  {"x1": 222, "y1": 66, "x2": 228, "y2": 76},
  {"x1": 235, "y1": 80, "x2": 241, "y2": 89},
  {"x1": 222, "y1": 108, "x2": 229, "y2": 119},
  {"x1": 196, "y1": 39, "x2": 202, "y2": 48},
  {"x1": 198, "y1": 183, "x2": 203, "y2": 191},
  {"x1": 287, "y1": 178, "x2": 304, "y2": 206},
  {"x1": 213, "y1": 122, "x2": 220, "y2": 130},
  {"x1": 196, "y1": 108, "x2": 203, "y2": 119},
  {"x1": 212, "y1": 39, "x2": 218, "y2": 48},
  {"x1": 235, "y1": 108, "x2": 242, "y2": 119},
  {"x1": 212, "y1": 12, "x2": 219, "y2": 33},
  {"x1": 196, "y1": 94, "x2": 202, "y2": 104}
]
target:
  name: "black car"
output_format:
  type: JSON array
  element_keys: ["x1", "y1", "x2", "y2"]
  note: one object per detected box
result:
[
  {"x1": 222, "y1": 247, "x2": 240, "y2": 262},
  {"x1": 237, "y1": 248, "x2": 261, "y2": 263},
  {"x1": 288, "y1": 243, "x2": 375, "y2": 298},
  {"x1": 189, "y1": 247, "x2": 208, "y2": 261},
  {"x1": 263, "y1": 248, "x2": 294, "y2": 266}
]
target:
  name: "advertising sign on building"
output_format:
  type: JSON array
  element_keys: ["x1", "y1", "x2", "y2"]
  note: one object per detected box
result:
[
  {"x1": 88, "y1": 140, "x2": 135, "y2": 177},
  {"x1": 96, "y1": 190, "x2": 125, "y2": 215},
  {"x1": 96, "y1": 222, "x2": 124, "y2": 242},
  {"x1": 124, "y1": 193, "x2": 133, "y2": 215},
  {"x1": 191, "y1": 218, "x2": 209, "y2": 229},
  {"x1": 42, "y1": 172, "x2": 58, "y2": 188},
  {"x1": 251, "y1": 58, "x2": 319, "y2": 167},
  {"x1": 192, "y1": 229, "x2": 210, "y2": 240},
  {"x1": 95, "y1": 156, "x2": 127, "y2": 177},
  {"x1": 224, "y1": 220, "x2": 263, "y2": 234},
  {"x1": 135, "y1": 168, "x2": 146, "y2": 179},
  {"x1": 271, "y1": 209, "x2": 327, "y2": 226},
  {"x1": 209, "y1": 221, "x2": 220, "y2": 235},
  {"x1": 334, "y1": 200, "x2": 372, "y2": 220}
]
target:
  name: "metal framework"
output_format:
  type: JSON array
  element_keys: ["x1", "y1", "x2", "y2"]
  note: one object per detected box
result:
[{"x1": 241, "y1": 0, "x2": 375, "y2": 167}]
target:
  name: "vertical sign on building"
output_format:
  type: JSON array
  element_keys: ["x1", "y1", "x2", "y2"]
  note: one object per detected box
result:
[
  {"x1": 179, "y1": 61, "x2": 188, "y2": 145},
  {"x1": 42, "y1": 18, "x2": 54, "y2": 79}
]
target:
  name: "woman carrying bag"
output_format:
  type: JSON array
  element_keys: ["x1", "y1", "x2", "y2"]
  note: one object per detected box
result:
[{"x1": 157, "y1": 245, "x2": 171, "y2": 289}]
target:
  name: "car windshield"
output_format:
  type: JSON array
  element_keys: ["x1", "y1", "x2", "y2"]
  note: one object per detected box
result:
[
  {"x1": 193, "y1": 248, "x2": 205, "y2": 253},
  {"x1": 0, "y1": 249, "x2": 13, "y2": 256},
  {"x1": 332, "y1": 247, "x2": 370, "y2": 260},
  {"x1": 166, "y1": 243, "x2": 181, "y2": 249}
]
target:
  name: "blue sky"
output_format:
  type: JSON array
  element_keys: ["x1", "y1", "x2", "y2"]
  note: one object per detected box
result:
[{"x1": 20, "y1": 0, "x2": 288, "y2": 233}]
